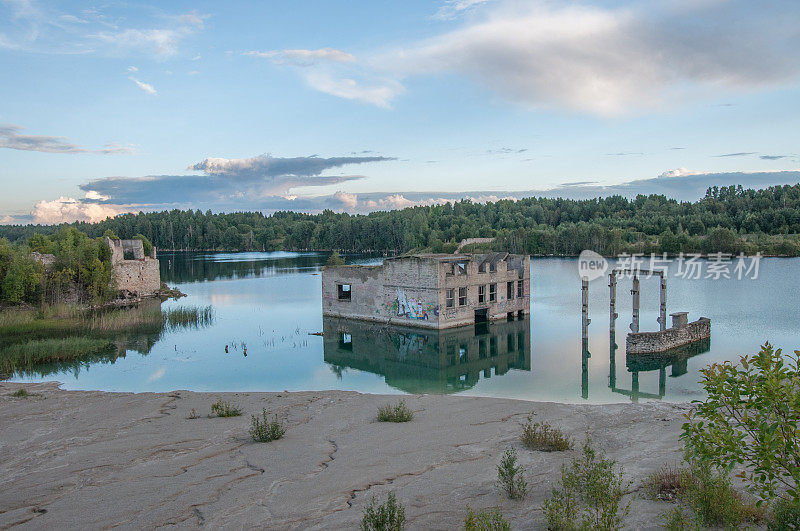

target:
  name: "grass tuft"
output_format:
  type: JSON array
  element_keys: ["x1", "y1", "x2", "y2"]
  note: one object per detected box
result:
[
  {"x1": 521, "y1": 417, "x2": 573, "y2": 452},
  {"x1": 643, "y1": 465, "x2": 685, "y2": 502},
  {"x1": 250, "y1": 409, "x2": 285, "y2": 442},
  {"x1": 376, "y1": 400, "x2": 414, "y2": 423},
  {"x1": 210, "y1": 399, "x2": 242, "y2": 417},
  {"x1": 361, "y1": 492, "x2": 405, "y2": 531},
  {"x1": 464, "y1": 506, "x2": 510, "y2": 530},
  {"x1": 497, "y1": 447, "x2": 527, "y2": 500},
  {"x1": 10, "y1": 388, "x2": 30, "y2": 397}
]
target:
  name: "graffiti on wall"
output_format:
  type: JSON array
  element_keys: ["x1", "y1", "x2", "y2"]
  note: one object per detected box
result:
[{"x1": 384, "y1": 288, "x2": 439, "y2": 320}]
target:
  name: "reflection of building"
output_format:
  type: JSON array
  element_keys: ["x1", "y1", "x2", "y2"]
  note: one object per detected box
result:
[
  {"x1": 608, "y1": 334, "x2": 710, "y2": 402},
  {"x1": 323, "y1": 316, "x2": 531, "y2": 393},
  {"x1": 322, "y1": 253, "x2": 530, "y2": 329}
]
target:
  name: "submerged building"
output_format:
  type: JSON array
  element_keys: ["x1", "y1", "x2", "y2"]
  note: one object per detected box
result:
[
  {"x1": 105, "y1": 237, "x2": 161, "y2": 297},
  {"x1": 322, "y1": 252, "x2": 530, "y2": 329}
]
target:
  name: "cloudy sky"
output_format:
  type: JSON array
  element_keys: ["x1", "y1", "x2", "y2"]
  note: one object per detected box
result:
[{"x1": 1, "y1": 0, "x2": 799, "y2": 224}]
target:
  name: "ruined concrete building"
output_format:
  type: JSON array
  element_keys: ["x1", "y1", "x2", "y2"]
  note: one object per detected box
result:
[
  {"x1": 105, "y1": 237, "x2": 161, "y2": 297},
  {"x1": 322, "y1": 253, "x2": 530, "y2": 329}
]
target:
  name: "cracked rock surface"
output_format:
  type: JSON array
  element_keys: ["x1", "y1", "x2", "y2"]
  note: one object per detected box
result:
[{"x1": 0, "y1": 382, "x2": 687, "y2": 529}]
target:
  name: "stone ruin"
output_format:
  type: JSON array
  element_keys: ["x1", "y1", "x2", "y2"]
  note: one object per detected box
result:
[{"x1": 105, "y1": 237, "x2": 161, "y2": 297}]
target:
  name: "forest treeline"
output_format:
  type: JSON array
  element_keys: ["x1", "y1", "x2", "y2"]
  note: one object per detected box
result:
[{"x1": 2, "y1": 184, "x2": 800, "y2": 260}]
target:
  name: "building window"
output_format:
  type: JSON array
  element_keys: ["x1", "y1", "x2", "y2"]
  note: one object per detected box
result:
[
  {"x1": 456, "y1": 261, "x2": 467, "y2": 275},
  {"x1": 489, "y1": 261, "x2": 497, "y2": 272},
  {"x1": 339, "y1": 332, "x2": 352, "y2": 351},
  {"x1": 478, "y1": 285, "x2": 485, "y2": 303},
  {"x1": 507, "y1": 281, "x2": 514, "y2": 300},
  {"x1": 489, "y1": 283, "x2": 496, "y2": 302},
  {"x1": 517, "y1": 280, "x2": 524, "y2": 298},
  {"x1": 446, "y1": 288, "x2": 455, "y2": 308},
  {"x1": 446, "y1": 263, "x2": 455, "y2": 276},
  {"x1": 458, "y1": 287, "x2": 467, "y2": 306},
  {"x1": 337, "y1": 284, "x2": 351, "y2": 301}
]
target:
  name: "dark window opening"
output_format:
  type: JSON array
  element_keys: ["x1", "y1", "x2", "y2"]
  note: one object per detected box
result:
[
  {"x1": 446, "y1": 288, "x2": 455, "y2": 308},
  {"x1": 507, "y1": 311, "x2": 515, "y2": 321},
  {"x1": 458, "y1": 287, "x2": 467, "y2": 306},
  {"x1": 478, "y1": 262, "x2": 486, "y2": 273},
  {"x1": 489, "y1": 261, "x2": 497, "y2": 272},
  {"x1": 478, "y1": 285, "x2": 485, "y2": 303},
  {"x1": 456, "y1": 261, "x2": 467, "y2": 275},
  {"x1": 337, "y1": 284, "x2": 351, "y2": 301},
  {"x1": 506, "y1": 281, "x2": 514, "y2": 300},
  {"x1": 489, "y1": 283, "x2": 496, "y2": 302},
  {"x1": 517, "y1": 280, "x2": 524, "y2": 298},
  {"x1": 474, "y1": 307, "x2": 488, "y2": 323}
]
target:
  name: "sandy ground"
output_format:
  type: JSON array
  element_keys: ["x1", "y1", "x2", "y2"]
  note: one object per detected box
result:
[{"x1": 0, "y1": 382, "x2": 690, "y2": 530}]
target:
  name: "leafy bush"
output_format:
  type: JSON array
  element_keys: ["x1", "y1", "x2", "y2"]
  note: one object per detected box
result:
[
  {"x1": 681, "y1": 343, "x2": 800, "y2": 504},
  {"x1": 376, "y1": 400, "x2": 414, "y2": 423},
  {"x1": 497, "y1": 447, "x2": 527, "y2": 500},
  {"x1": 464, "y1": 506, "x2": 510, "y2": 530},
  {"x1": 542, "y1": 439, "x2": 629, "y2": 530},
  {"x1": 250, "y1": 409, "x2": 285, "y2": 442},
  {"x1": 11, "y1": 388, "x2": 30, "y2": 397},
  {"x1": 326, "y1": 250, "x2": 345, "y2": 266},
  {"x1": 210, "y1": 399, "x2": 242, "y2": 417},
  {"x1": 361, "y1": 492, "x2": 405, "y2": 531},
  {"x1": 677, "y1": 461, "x2": 764, "y2": 528},
  {"x1": 769, "y1": 498, "x2": 800, "y2": 530},
  {"x1": 521, "y1": 417, "x2": 573, "y2": 452}
]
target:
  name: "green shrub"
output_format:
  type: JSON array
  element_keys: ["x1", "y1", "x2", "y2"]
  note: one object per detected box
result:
[
  {"x1": 11, "y1": 388, "x2": 30, "y2": 397},
  {"x1": 464, "y1": 506, "x2": 510, "y2": 530},
  {"x1": 682, "y1": 343, "x2": 800, "y2": 505},
  {"x1": 521, "y1": 417, "x2": 573, "y2": 452},
  {"x1": 210, "y1": 399, "x2": 242, "y2": 418},
  {"x1": 376, "y1": 400, "x2": 414, "y2": 423},
  {"x1": 326, "y1": 250, "x2": 345, "y2": 266},
  {"x1": 663, "y1": 506, "x2": 699, "y2": 531},
  {"x1": 769, "y1": 498, "x2": 800, "y2": 530},
  {"x1": 678, "y1": 462, "x2": 764, "y2": 528},
  {"x1": 250, "y1": 409, "x2": 285, "y2": 442},
  {"x1": 542, "y1": 439, "x2": 629, "y2": 530},
  {"x1": 361, "y1": 492, "x2": 405, "y2": 530},
  {"x1": 497, "y1": 447, "x2": 527, "y2": 500}
]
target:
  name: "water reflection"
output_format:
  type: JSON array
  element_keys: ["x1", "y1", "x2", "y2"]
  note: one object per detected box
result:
[
  {"x1": 596, "y1": 333, "x2": 711, "y2": 402},
  {"x1": 159, "y1": 251, "x2": 383, "y2": 283},
  {"x1": 323, "y1": 316, "x2": 531, "y2": 394}
]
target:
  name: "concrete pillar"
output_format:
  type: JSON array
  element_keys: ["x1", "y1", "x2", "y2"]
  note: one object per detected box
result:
[
  {"x1": 659, "y1": 274, "x2": 667, "y2": 332},
  {"x1": 608, "y1": 331, "x2": 617, "y2": 390},
  {"x1": 630, "y1": 275, "x2": 640, "y2": 333},
  {"x1": 581, "y1": 277, "x2": 590, "y2": 341},
  {"x1": 609, "y1": 272, "x2": 617, "y2": 334},
  {"x1": 581, "y1": 344, "x2": 590, "y2": 400}
]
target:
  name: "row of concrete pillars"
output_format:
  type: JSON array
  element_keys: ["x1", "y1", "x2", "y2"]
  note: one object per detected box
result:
[{"x1": 581, "y1": 270, "x2": 667, "y2": 343}]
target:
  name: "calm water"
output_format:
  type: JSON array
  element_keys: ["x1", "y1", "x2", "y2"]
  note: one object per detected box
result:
[{"x1": 8, "y1": 252, "x2": 800, "y2": 403}]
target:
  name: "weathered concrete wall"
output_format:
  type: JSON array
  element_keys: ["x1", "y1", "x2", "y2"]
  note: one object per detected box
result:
[
  {"x1": 322, "y1": 253, "x2": 530, "y2": 329},
  {"x1": 626, "y1": 317, "x2": 710, "y2": 355},
  {"x1": 105, "y1": 237, "x2": 161, "y2": 297},
  {"x1": 322, "y1": 258, "x2": 441, "y2": 328}
]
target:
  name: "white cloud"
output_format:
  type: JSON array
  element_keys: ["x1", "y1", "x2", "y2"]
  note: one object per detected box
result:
[
  {"x1": 333, "y1": 190, "x2": 359, "y2": 210},
  {"x1": 245, "y1": 47, "x2": 356, "y2": 66},
  {"x1": 433, "y1": 0, "x2": 492, "y2": 20},
  {"x1": 31, "y1": 196, "x2": 120, "y2": 224},
  {"x1": 127, "y1": 65, "x2": 138, "y2": 73},
  {"x1": 129, "y1": 77, "x2": 157, "y2": 95},
  {"x1": 658, "y1": 168, "x2": 700, "y2": 179},
  {"x1": 385, "y1": 0, "x2": 800, "y2": 115},
  {"x1": 303, "y1": 71, "x2": 403, "y2": 108}
]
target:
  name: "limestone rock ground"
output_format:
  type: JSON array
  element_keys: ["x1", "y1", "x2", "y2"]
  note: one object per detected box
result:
[{"x1": 0, "y1": 382, "x2": 688, "y2": 529}]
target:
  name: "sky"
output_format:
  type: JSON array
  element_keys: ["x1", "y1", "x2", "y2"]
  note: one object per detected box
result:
[{"x1": 1, "y1": 0, "x2": 799, "y2": 224}]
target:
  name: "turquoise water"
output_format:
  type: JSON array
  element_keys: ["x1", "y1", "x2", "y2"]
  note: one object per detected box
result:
[{"x1": 8, "y1": 252, "x2": 800, "y2": 403}]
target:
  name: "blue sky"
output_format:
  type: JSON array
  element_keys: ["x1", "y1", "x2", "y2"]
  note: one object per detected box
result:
[{"x1": 1, "y1": 0, "x2": 799, "y2": 224}]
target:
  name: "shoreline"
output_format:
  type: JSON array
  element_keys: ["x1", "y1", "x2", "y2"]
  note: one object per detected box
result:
[{"x1": 1, "y1": 382, "x2": 688, "y2": 529}]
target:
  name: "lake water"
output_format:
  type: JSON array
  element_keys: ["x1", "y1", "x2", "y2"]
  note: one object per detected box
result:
[{"x1": 8, "y1": 252, "x2": 800, "y2": 403}]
